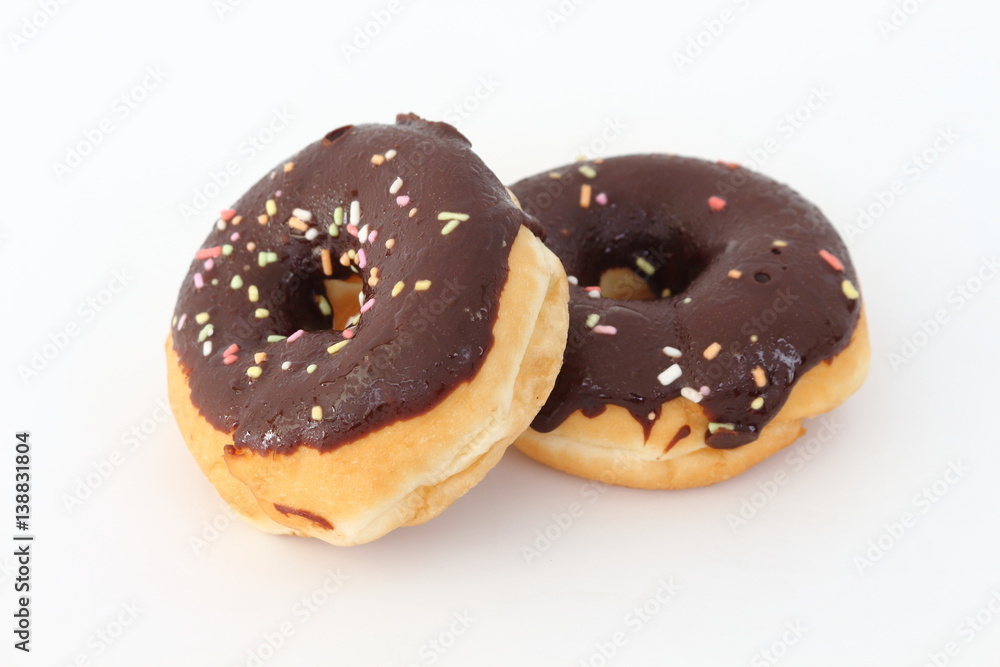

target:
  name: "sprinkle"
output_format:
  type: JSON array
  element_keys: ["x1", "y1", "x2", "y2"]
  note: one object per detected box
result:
[
  {"x1": 258, "y1": 252, "x2": 268, "y2": 267},
  {"x1": 708, "y1": 422, "x2": 735, "y2": 434},
  {"x1": 222, "y1": 244, "x2": 234, "y2": 256},
  {"x1": 266, "y1": 335, "x2": 286, "y2": 343},
  {"x1": 333, "y1": 206, "x2": 344, "y2": 227},
  {"x1": 440, "y1": 219, "x2": 461, "y2": 235},
  {"x1": 248, "y1": 285, "x2": 259, "y2": 302},
  {"x1": 408, "y1": 208, "x2": 417, "y2": 218},
  {"x1": 752, "y1": 366, "x2": 767, "y2": 387},
  {"x1": 306, "y1": 364, "x2": 317, "y2": 374},
  {"x1": 305, "y1": 229, "x2": 319, "y2": 243},
  {"x1": 288, "y1": 216, "x2": 309, "y2": 232},
  {"x1": 595, "y1": 192, "x2": 608, "y2": 206},
  {"x1": 196, "y1": 246, "x2": 222, "y2": 260},
  {"x1": 657, "y1": 364, "x2": 682, "y2": 386},
  {"x1": 593, "y1": 325, "x2": 618, "y2": 335},
  {"x1": 357, "y1": 249, "x2": 367, "y2": 269},
  {"x1": 370, "y1": 154, "x2": 385, "y2": 165},
  {"x1": 414, "y1": 280, "x2": 432, "y2": 291},
  {"x1": 216, "y1": 219, "x2": 226, "y2": 231},
  {"x1": 368, "y1": 230, "x2": 378, "y2": 243},
  {"x1": 223, "y1": 344, "x2": 239, "y2": 356},
  {"x1": 266, "y1": 199, "x2": 277, "y2": 216},
  {"x1": 772, "y1": 240, "x2": 788, "y2": 248},
  {"x1": 328, "y1": 223, "x2": 339, "y2": 238},
  {"x1": 648, "y1": 412, "x2": 656, "y2": 421},
  {"x1": 567, "y1": 276, "x2": 579, "y2": 285},
  {"x1": 579, "y1": 184, "x2": 592, "y2": 208},
  {"x1": 703, "y1": 342, "x2": 722, "y2": 360},
  {"x1": 202, "y1": 341, "x2": 212, "y2": 356},
  {"x1": 389, "y1": 177, "x2": 403, "y2": 194},
  {"x1": 258, "y1": 214, "x2": 269, "y2": 224},
  {"x1": 246, "y1": 366, "x2": 262, "y2": 379},
  {"x1": 230, "y1": 232, "x2": 240, "y2": 241},
  {"x1": 320, "y1": 249, "x2": 333, "y2": 276},
  {"x1": 220, "y1": 209, "x2": 237, "y2": 222},
  {"x1": 728, "y1": 269, "x2": 742, "y2": 279},
  {"x1": 392, "y1": 281, "x2": 405, "y2": 297},
  {"x1": 342, "y1": 329, "x2": 355, "y2": 339},
  {"x1": 437, "y1": 212, "x2": 470, "y2": 221},
  {"x1": 587, "y1": 289, "x2": 601, "y2": 299},
  {"x1": 384, "y1": 149, "x2": 397, "y2": 160},
  {"x1": 346, "y1": 224, "x2": 358, "y2": 237},
  {"x1": 385, "y1": 238, "x2": 396, "y2": 249},
  {"x1": 348, "y1": 249, "x2": 357, "y2": 261},
  {"x1": 548, "y1": 172, "x2": 561, "y2": 179},
  {"x1": 193, "y1": 273, "x2": 204, "y2": 289},
  {"x1": 663, "y1": 346, "x2": 682, "y2": 358},
  {"x1": 708, "y1": 196, "x2": 727, "y2": 212},
  {"x1": 841, "y1": 279, "x2": 860, "y2": 300},
  {"x1": 195, "y1": 312, "x2": 210, "y2": 325},
  {"x1": 210, "y1": 279, "x2": 218, "y2": 285},
  {"x1": 176, "y1": 314, "x2": 187, "y2": 330},
  {"x1": 578, "y1": 165, "x2": 597, "y2": 179},
  {"x1": 203, "y1": 258, "x2": 215, "y2": 271},
  {"x1": 327, "y1": 340, "x2": 349, "y2": 354},
  {"x1": 254, "y1": 352, "x2": 267, "y2": 364},
  {"x1": 585, "y1": 314, "x2": 600, "y2": 328},
  {"x1": 255, "y1": 308, "x2": 270, "y2": 319},
  {"x1": 683, "y1": 297, "x2": 692, "y2": 304},
  {"x1": 339, "y1": 252, "x2": 351, "y2": 266},
  {"x1": 750, "y1": 334, "x2": 759, "y2": 343},
  {"x1": 292, "y1": 208, "x2": 312, "y2": 222},
  {"x1": 317, "y1": 295, "x2": 332, "y2": 316},
  {"x1": 359, "y1": 224, "x2": 370, "y2": 243},
  {"x1": 283, "y1": 162, "x2": 295, "y2": 173},
  {"x1": 281, "y1": 361, "x2": 291, "y2": 370},
  {"x1": 350, "y1": 200, "x2": 361, "y2": 226},
  {"x1": 680, "y1": 387, "x2": 703, "y2": 403},
  {"x1": 223, "y1": 355, "x2": 238, "y2": 365},
  {"x1": 396, "y1": 195, "x2": 410, "y2": 207},
  {"x1": 751, "y1": 397, "x2": 765, "y2": 410},
  {"x1": 232, "y1": 216, "x2": 242, "y2": 225},
  {"x1": 635, "y1": 257, "x2": 656, "y2": 275},
  {"x1": 311, "y1": 406, "x2": 323, "y2": 421},
  {"x1": 819, "y1": 249, "x2": 845, "y2": 271}
]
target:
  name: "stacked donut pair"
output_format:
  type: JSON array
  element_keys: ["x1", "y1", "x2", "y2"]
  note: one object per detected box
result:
[{"x1": 167, "y1": 115, "x2": 869, "y2": 546}]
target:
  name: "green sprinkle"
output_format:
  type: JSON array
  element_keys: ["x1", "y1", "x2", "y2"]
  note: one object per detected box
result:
[
  {"x1": 708, "y1": 422, "x2": 736, "y2": 434},
  {"x1": 437, "y1": 212, "x2": 470, "y2": 221},
  {"x1": 248, "y1": 285, "x2": 259, "y2": 302},
  {"x1": 333, "y1": 206, "x2": 344, "y2": 226},
  {"x1": 255, "y1": 308, "x2": 270, "y2": 319},
  {"x1": 230, "y1": 275, "x2": 243, "y2": 289},
  {"x1": 267, "y1": 251, "x2": 278, "y2": 264},
  {"x1": 258, "y1": 252, "x2": 268, "y2": 267},
  {"x1": 266, "y1": 199, "x2": 277, "y2": 216},
  {"x1": 197, "y1": 324, "x2": 214, "y2": 342},
  {"x1": 246, "y1": 366, "x2": 263, "y2": 379},
  {"x1": 211, "y1": 278, "x2": 219, "y2": 285},
  {"x1": 327, "y1": 340, "x2": 349, "y2": 354},
  {"x1": 195, "y1": 312, "x2": 210, "y2": 325},
  {"x1": 328, "y1": 223, "x2": 339, "y2": 237},
  {"x1": 317, "y1": 295, "x2": 332, "y2": 316},
  {"x1": 578, "y1": 165, "x2": 597, "y2": 179},
  {"x1": 585, "y1": 314, "x2": 600, "y2": 328},
  {"x1": 441, "y1": 219, "x2": 461, "y2": 235},
  {"x1": 635, "y1": 257, "x2": 656, "y2": 275},
  {"x1": 267, "y1": 335, "x2": 287, "y2": 342},
  {"x1": 222, "y1": 244, "x2": 234, "y2": 256},
  {"x1": 306, "y1": 364, "x2": 318, "y2": 374}
]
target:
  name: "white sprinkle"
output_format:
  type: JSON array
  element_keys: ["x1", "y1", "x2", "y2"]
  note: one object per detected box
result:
[
  {"x1": 389, "y1": 177, "x2": 403, "y2": 194},
  {"x1": 680, "y1": 387, "x2": 703, "y2": 403},
  {"x1": 587, "y1": 290, "x2": 601, "y2": 299},
  {"x1": 292, "y1": 208, "x2": 312, "y2": 222},
  {"x1": 567, "y1": 275, "x2": 579, "y2": 285},
  {"x1": 350, "y1": 200, "x2": 361, "y2": 226},
  {"x1": 359, "y1": 224, "x2": 369, "y2": 243},
  {"x1": 657, "y1": 364, "x2": 682, "y2": 386},
  {"x1": 202, "y1": 341, "x2": 212, "y2": 356},
  {"x1": 384, "y1": 149, "x2": 397, "y2": 160},
  {"x1": 358, "y1": 291, "x2": 365, "y2": 306},
  {"x1": 216, "y1": 219, "x2": 226, "y2": 231},
  {"x1": 662, "y1": 346, "x2": 682, "y2": 358},
  {"x1": 304, "y1": 228, "x2": 319, "y2": 241}
]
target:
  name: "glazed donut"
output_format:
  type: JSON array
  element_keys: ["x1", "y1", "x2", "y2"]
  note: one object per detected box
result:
[
  {"x1": 510, "y1": 155, "x2": 870, "y2": 489},
  {"x1": 166, "y1": 115, "x2": 568, "y2": 545}
]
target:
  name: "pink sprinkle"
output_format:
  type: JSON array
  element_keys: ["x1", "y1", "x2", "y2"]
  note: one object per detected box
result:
[
  {"x1": 223, "y1": 355, "x2": 238, "y2": 365},
  {"x1": 204, "y1": 258, "x2": 215, "y2": 271},
  {"x1": 396, "y1": 195, "x2": 410, "y2": 207},
  {"x1": 592, "y1": 325, "x2": 618, "y2": 335},
  {"x1": 342, "y1": 329, "x2": 355, "y2": 339},
  {"x1": 585, "y1": 286, "x2": 602, "y2": 293},
  {"x1": 274, "y1": 190, "x2": 282, "y2": 197},
  {"x1": 193, "y1": 273, "x2": 204, "y2": 289},
  {"x1": 177, "y1": 313, "x2": 187, "y2": 330},
  {"x1": 223, "y1": 343, "x2": 239, "y2": 356},
  {"x1": 346, "y1": 224, "x2": 359, "y2": 237},
  {"x1": 368, "y1": 230, "x2": 378, "y2": 243},
  {"x1": 286, "y1": 329, "x2": 304, "y2": 343},
  {"x1": 230, "y1": 232, "x2": 240, "y2": 241},
  {"x1": 818, "y1": 249, "x2": 844, "y2": 272},
  {"x1": 220, "y1": 209, "x2": 237, "y2": 222},
  {"x1": 360, "y1": 298, "x2": 375, "y2": 314},
  {"x1": 699, "y1": 385, "x2": 711, "y2": 396},
  {"x1": 708, "y1": 196, "x2": 727, "y2": 212},
  {"x1": 595, "y1": 192, "x2": 608, "y2": 206},
  {"x1": 195, "y1": 246, "x2": 222, "y2": 260},
  {"x1": 357, "y1": 249, "x2": 367, "y2": 269}
]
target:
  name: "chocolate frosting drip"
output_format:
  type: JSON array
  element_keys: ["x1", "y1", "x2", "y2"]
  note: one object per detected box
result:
[
  {"x1": 172, "y1": 115, "x2": 526, "y2": 454},
  {"x1": 510, "y1": 155, "x2": 861, "y2": 448}
]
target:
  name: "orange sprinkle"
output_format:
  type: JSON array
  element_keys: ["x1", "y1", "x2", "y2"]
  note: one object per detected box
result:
[
  {"x1": 288, "y1": 216, "x2": 309, "y2": 232},
  {"x1": 752, "y1": 366, "x2": 767, "y2": 387},
  {"x1": 321, "y1": 249, "x2": 333, "y2": 276},
  {"x1": 728, "y1": 269, "x2": 742, "y2": 279},
  {"x1": 385, "y1": 238, "x2": 396, "y2": 249},
  {"x1": 258, "y1": 214, "x2": 269, "y2": 225},
  {"x1": 703, "y1": 342, "x2": 722, "y2": 360},
  {"x1": 370, "y1": 154, "x2": 385, "y2": 166},
  {"x1": 220, "y1": 209, "x2": 237, "y2": 221},
  {"x1": 818, "y1": 249, "x2": 844, "y2": 271},
  {"x1": 339, "y1": 252, "x2": 351, "y2": 267},
  {"x1": 283, "y1": 162, "x2": 295, "y2": 173},
  {"x1": 580, "y1": 184, "x2": 592, "y2": 208},
  {"x1": 232, "y1": 215, "x2": 242, "y2": 225},
  {"x1": 254, "y1": 352, "x2": 267, "y2": 364}
]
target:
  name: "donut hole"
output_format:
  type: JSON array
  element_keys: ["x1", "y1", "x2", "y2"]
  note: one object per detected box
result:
[
  {"x1": 324, "y1": 276, "x2": 363, "y2": 329},
  {"x1": 599, "y1": 267, "x2": 657, "y2": 301}
]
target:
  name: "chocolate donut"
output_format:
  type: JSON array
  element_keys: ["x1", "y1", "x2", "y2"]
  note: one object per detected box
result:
[
  {"x1": 510, "y1": 155, "x2": 870, "y2": 489},
  {"x1": 166, "y1": 115, "x2": 568, "y2": 545}
]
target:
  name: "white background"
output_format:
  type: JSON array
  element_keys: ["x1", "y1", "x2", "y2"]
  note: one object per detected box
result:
[{"x1": 2, "y1": 0, "x2": 999, "y2": 665}]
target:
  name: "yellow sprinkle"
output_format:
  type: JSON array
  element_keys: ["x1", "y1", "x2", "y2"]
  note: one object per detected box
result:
[
  {"x1": 311, "y1": 405, "x2": 323, "y2": 421},
  {"x1": 578, "y1": 165, "x2": 597, "y2": 179},
  {"x1": 194, "y1": 312, "x2": 210, "y2": 325},
  {"x1": 440, "y1": 219, "x2": 461, "y2": 235},
  {"x1": 437, "y1": 212, "x2": 470, "y2": 221},
  {"x1": 580, "y1": 184, "x2": 592, "y2": 208},
  {"x1": 414, "y1": 280, "x2": 432, "y2": 291},
  {"x1": 327, "y1": 340, "x2": 349, "y2": 354},
  {"x1": 392, "y1": 281, "x2": 406, "y2": 297},
  {"x1": 703, "y1": 342, "x2": 722, "y2": 360},
  {"x1": 772, "y1": 240, "x2": 788, "y2": 247},
  {"x1": 317, "y1": 295, "x2": 331, "y2": 316},
  {"x1": 254, "y1": 352, "x2": 267, "y2": 364},
  {"x1": 548, "y1": 172, "x2": 561, "y2": 179},
  {"x1": 246, "y1": 366, "x2": 262, "y2": 379},
  {"x1": 370, "y1": 153, "x2": 385, "y2": 165},
  {"x1": 660, "y1": 288, "x2": 672, "y2": 298},
  {"x1": 306, "y1": 364, "x2": 317, "y2": 374},
  {"x1": 728, "y1": 269, "x2": 742, "y2": 279},
  {"x1": 258, "y1": 214, "x2": 269, "y2": 225},
  {"x1": 266, "y1": 199, "x2": 277, "y2": 216},
  {"x1": 750, "y1": 334, "x2": 759, "y2": 343},
  {"x1": 255, "y1": 308, "x2": 269, "y2": 319},
  {"x1": 283, "y1": 162, "x2": 295, "y2": 173},
  {"x1": 248, "y1": 285, "x2": 259, "y2": 302},
  {"x1": 842, "y1": 279, "x2": 860, "y2": 300},
  {"x1": 752, "y1": 366, "x2": 767, "y2": 388},
  {"x1": 635, "y1": 257, "x2": 656, "y2": 275},
  {"x1": 751, "y1": 397, "x2": 765, "y2": 410}
]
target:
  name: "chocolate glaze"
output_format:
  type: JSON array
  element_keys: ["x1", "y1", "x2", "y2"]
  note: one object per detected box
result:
[
  {"x1": 510, "y1": 155, "x2": 861, "y2": 449},
  {"x1": 172, "y1": 115, "x2": 528, "y2": 454}
]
